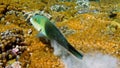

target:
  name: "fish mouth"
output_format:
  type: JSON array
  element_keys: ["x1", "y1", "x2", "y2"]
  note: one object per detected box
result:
[
  {"x1": 30, "y1": 18, "x2": 36, "y2": 26},
  {"x1": 30, "y1": 18, "x2": 33, "y2": 23}
]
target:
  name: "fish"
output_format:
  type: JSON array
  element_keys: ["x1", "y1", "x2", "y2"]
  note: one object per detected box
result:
[{"x1": 30, "y1": 15, "x2": 83, "y2": 59}]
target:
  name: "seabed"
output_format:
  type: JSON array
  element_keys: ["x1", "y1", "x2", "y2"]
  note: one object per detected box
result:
[{"x1": 0, "y1": 0, "x2": 120, "y2": 68}]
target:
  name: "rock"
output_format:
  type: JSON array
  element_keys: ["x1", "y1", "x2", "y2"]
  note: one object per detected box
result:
[
  {"x1": 28, "y1": 29, "x2": 32, "y2": 35},
  {"x1": 11, "y1": 61, "x2": 21, "y2": 68},
  {"x1": 59, "y1": 0, "x2": 73, "y2": 2},
  {"x1": 0, "y1": 14, "x2": 3, "y2": 18},
  {"x1": 76, "y1": 0, "x2": 90, "y2": 9},
  {"x1": 23, "y1": 10, "x2": 52, "y2": 23},
  {"x1": 50, "y1": 5, "x2": 69, "y2": 12},
  {"x1": 5, "y1": 22, "x2": 10, "y2": 25},
  {"x1": 110, "y1": 21, "x2": 120, "y2": 28},
  {"x1": 0, "y1": 28, "x2": 28, "y2": 67},
  {"x1": 0, "y1": 17, "x2": 5, "y2": 21},
  {"x1": 59, "y1": 26, "x2": 75, "y2": 36},
  {"x1": 0, "y1": 5, "x2": 7, "y2": 14}
]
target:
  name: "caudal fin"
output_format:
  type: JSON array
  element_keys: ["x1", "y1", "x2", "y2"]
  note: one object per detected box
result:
[
  {"x1": 66, "y1": 43, "x2": 83, "y2": 59},
  {"x1": 51, "y1": 40, "x2": 83, "y2": 59}
]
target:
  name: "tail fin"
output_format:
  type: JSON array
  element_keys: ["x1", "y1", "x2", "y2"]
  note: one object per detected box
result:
[
  {"x1": 50, "y1": 40, "x2": 83, "y2": 59},
  {"x1": 66, "y1": 43, "x2": 83, "y2": 59}
]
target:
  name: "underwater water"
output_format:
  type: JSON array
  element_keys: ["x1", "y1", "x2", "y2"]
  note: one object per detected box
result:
[{"x1": 51, "y1": 40, "x2": 119, "y2": 68}]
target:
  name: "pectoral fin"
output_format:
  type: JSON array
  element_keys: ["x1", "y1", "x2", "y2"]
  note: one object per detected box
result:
[
  {"x1": 37, "y1": 31, "x2": 49, "y2": 43},
  {"x1": 36, "y1": 32, "x2": 45, "y2": 37}
]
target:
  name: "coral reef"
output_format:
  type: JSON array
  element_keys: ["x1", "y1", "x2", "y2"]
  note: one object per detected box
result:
[
  {"x1": 0, "y1": 28, "x2": 27, "y2": 67},
  {"x1": 50, "y1": 4, "x2": 69, "y2": 12},
  {"x1": 0, "y1": 0, "x2": 120, "y2": 68}
]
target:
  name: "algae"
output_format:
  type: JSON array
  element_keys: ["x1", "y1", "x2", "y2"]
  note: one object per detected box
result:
[{"x1": 0, "y1": 0, "x2": 120, "y2": 68}]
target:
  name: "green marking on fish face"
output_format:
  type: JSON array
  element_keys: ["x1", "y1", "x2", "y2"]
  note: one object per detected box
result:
[
  {"x1": 32, "y1": 15, "x2": 49, "y2": 24},
  {"x1": 30, "y1": 15, "x2": 49, "y2": 36}
]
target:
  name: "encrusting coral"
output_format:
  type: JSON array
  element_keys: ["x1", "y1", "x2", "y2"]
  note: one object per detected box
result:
[{"x1": 0, "y1": 0, "x2": 120, "y2": 68}]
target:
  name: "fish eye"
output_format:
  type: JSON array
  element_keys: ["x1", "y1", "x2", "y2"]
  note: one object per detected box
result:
[{"x1": 34, "y1": 18, "x2": 37, "y2": 22}]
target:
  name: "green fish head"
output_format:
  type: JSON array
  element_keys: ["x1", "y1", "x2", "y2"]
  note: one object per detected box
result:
[{"x1": 30, "y1": 15, "x2": 49, "y2": 31}]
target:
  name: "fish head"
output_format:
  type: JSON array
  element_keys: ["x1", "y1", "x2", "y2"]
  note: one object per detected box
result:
[{"x1": 30, "y1": 15, "x2": 49, "y2": 31}]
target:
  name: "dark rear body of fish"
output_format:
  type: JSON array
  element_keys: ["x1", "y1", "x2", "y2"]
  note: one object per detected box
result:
[{"x1": 45, "y1": 22, "x2": 83, "y2": 59}]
